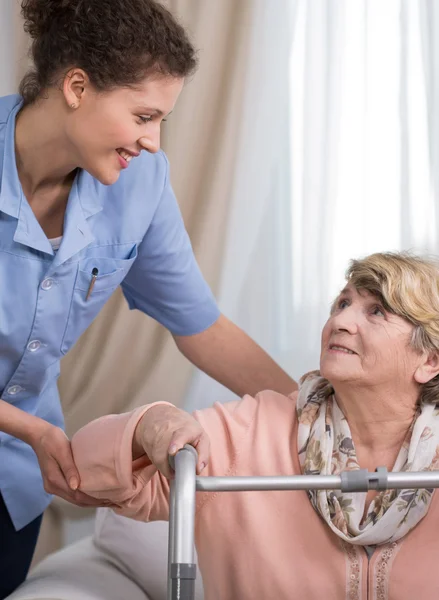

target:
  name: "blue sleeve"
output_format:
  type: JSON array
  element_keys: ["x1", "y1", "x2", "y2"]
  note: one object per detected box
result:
[{"x1": 121, "y1": 154, "x2": 220, "y2": 336}]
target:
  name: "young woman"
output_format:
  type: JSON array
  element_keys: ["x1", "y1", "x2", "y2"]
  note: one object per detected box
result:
[{"x1": 0, "y1": 1, "x2": 295, "y2": 596}]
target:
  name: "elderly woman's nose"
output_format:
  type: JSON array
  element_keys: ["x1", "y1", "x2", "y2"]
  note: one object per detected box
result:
[{"x1": 332, "y1": 307, "x2": 359, "y2": 333}]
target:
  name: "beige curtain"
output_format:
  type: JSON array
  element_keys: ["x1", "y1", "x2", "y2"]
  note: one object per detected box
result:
[{"x1": 7, "y1": 0, "x2": 261, "y2": 563}]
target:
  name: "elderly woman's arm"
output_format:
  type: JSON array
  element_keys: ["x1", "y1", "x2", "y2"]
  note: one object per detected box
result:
[{"x1": 70, "y1": 396, "x2": 259, "y2": 521}]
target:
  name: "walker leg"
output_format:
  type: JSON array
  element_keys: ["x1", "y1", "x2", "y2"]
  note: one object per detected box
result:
[
  {"x1": 170, "y1": 563, "x2": 197, "y2": 600},
  {"x1": 167, "y1": 445, "x2": 198, "y2": 600},
  {"x1": 167, "y1": 481, "x2": 176, "y2": 600}
]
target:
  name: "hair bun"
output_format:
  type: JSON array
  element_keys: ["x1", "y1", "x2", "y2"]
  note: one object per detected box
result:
[
  {"x1": 19, "y1": 0, "x2": 197, "y2": 106},
  {"x1": 21, "y1": 0, "x2": 80, "y2": 39}
]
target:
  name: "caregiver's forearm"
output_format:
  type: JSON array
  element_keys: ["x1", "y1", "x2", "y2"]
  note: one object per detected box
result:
[
  {"x1": 173, "y1": 314, "x2": 298, "y2": 397},
  {"x1": 0, "y1": 398, "x2": 47, "y2": 445}
]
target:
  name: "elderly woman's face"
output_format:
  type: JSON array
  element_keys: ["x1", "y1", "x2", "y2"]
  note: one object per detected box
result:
[{"x1": 320, "y1": 284, "x2": 420, "y2": 387}]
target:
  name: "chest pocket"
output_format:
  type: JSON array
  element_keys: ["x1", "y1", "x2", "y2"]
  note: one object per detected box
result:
[{"x1": 60, "y1": 245, "x2": 138, "y2": 355}]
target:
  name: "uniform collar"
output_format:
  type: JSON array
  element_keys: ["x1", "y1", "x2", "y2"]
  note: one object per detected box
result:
[
  {"x1": 51, "y1": 173, "x2": 103, "y2": 268},
  {"x1": 0, "y1": 98, "x2": 104, "y2": 259},
  {"x1": 0, "y1": 99, "x2": 24, "y2": 220}
]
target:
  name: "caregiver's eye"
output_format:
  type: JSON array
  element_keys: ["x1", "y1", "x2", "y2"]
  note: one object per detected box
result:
[
  {"x1": 137, "y1": 115, "x2": 153, "y2": 124},
  {"x1": 338, "y1": 299, "x2": 349, "y2": 309},
  {"x1": 137, "y1": 116, "x2": 168, "y2": 125}
]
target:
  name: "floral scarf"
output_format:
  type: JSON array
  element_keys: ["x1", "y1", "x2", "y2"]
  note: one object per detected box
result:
[{"x1": 297, "y1": 371, "x2": 439, "y2": 545}]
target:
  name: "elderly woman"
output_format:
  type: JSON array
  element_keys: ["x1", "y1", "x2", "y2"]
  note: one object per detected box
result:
[{"x1": 72, "y1": 252, "x2": 439, "y2": 599}]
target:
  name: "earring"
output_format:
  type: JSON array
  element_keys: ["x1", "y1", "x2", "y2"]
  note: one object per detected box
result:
[{"x1": 70, "y1": 103, "x2": 77, "y2": 109}]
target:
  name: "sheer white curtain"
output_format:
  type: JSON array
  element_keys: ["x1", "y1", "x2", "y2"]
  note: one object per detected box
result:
[
  {"x1": 184, "y1": 0, "x2": 295, "y2": 411},
  {"x1": 289, "y1": 0, "x2": 439, "y2": 378},
  {"x1": 419, "y1": 0, "x2": 439, "y2": 238}
]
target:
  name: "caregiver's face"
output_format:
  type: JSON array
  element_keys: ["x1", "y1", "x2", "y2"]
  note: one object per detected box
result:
[
  {"x1": 65, "y1": 74, "x2": 184, "y2": 185},
  {"x1": 320, "y1": 285, "x2": 418, "y2": 386}
]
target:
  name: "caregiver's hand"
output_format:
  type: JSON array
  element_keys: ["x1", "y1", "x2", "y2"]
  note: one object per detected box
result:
[
  {"x1": 30, "y1": 422, "x2": 110, "y2": 508},
  {"x1": 133, "y1": 404, "x2": 209, "y2": 479}
]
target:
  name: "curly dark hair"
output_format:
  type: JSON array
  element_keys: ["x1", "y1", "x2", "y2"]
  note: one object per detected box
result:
[{"x1": 19, "y1": 0, "x2": 198, "y2": 106}]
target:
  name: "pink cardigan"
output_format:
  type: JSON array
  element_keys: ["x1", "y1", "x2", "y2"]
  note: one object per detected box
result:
[{"x1": 71, "y1": 391, "x2": 439, "y2": 600}]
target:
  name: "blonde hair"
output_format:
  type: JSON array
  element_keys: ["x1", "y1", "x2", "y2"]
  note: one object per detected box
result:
[{"x1": 345, "y1": 252, "x2": 439, "y2": 404}]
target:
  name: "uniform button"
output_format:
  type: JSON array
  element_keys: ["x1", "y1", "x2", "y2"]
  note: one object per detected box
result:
[
  {"x1": 27, "y1": 340, "x2": 41, "y2": 352},
  {"x1": 7, "y1": 385, "x2": 23, "y2": 395},
  {"x1": 41, "y1": 278, "x2": 54, "y2": 290}
]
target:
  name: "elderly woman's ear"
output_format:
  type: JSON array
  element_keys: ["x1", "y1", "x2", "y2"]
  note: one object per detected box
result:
[{"x1": 414, "y1": 352, "x2": 439, "y2": 384}]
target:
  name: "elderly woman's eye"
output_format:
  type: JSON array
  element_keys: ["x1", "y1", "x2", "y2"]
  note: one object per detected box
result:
[{"x1": 372, "y1": 305, "x2": 385, "y2": 317}]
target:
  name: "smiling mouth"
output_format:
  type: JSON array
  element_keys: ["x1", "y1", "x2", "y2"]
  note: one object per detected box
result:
[
  {"x1": 116, "y1": 149, "x2": 134, "y2": 163},
  {"x1": 329, "y1": 344, "x2": 356, "y2": 355}
]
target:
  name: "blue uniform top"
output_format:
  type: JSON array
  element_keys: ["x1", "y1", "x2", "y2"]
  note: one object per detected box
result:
[{"x1": 0, "y1": 95, "x2": 220, "y2": 530}]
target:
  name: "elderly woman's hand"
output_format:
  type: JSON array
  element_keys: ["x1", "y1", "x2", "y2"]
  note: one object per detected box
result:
[{"x1": 133, "y1": 404, "x2": 209, "y2": 479}]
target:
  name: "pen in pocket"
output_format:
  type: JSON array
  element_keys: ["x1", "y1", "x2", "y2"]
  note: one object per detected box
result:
[{"x1": 86, "y1": 267, "x2": 99, "y2": 301}]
